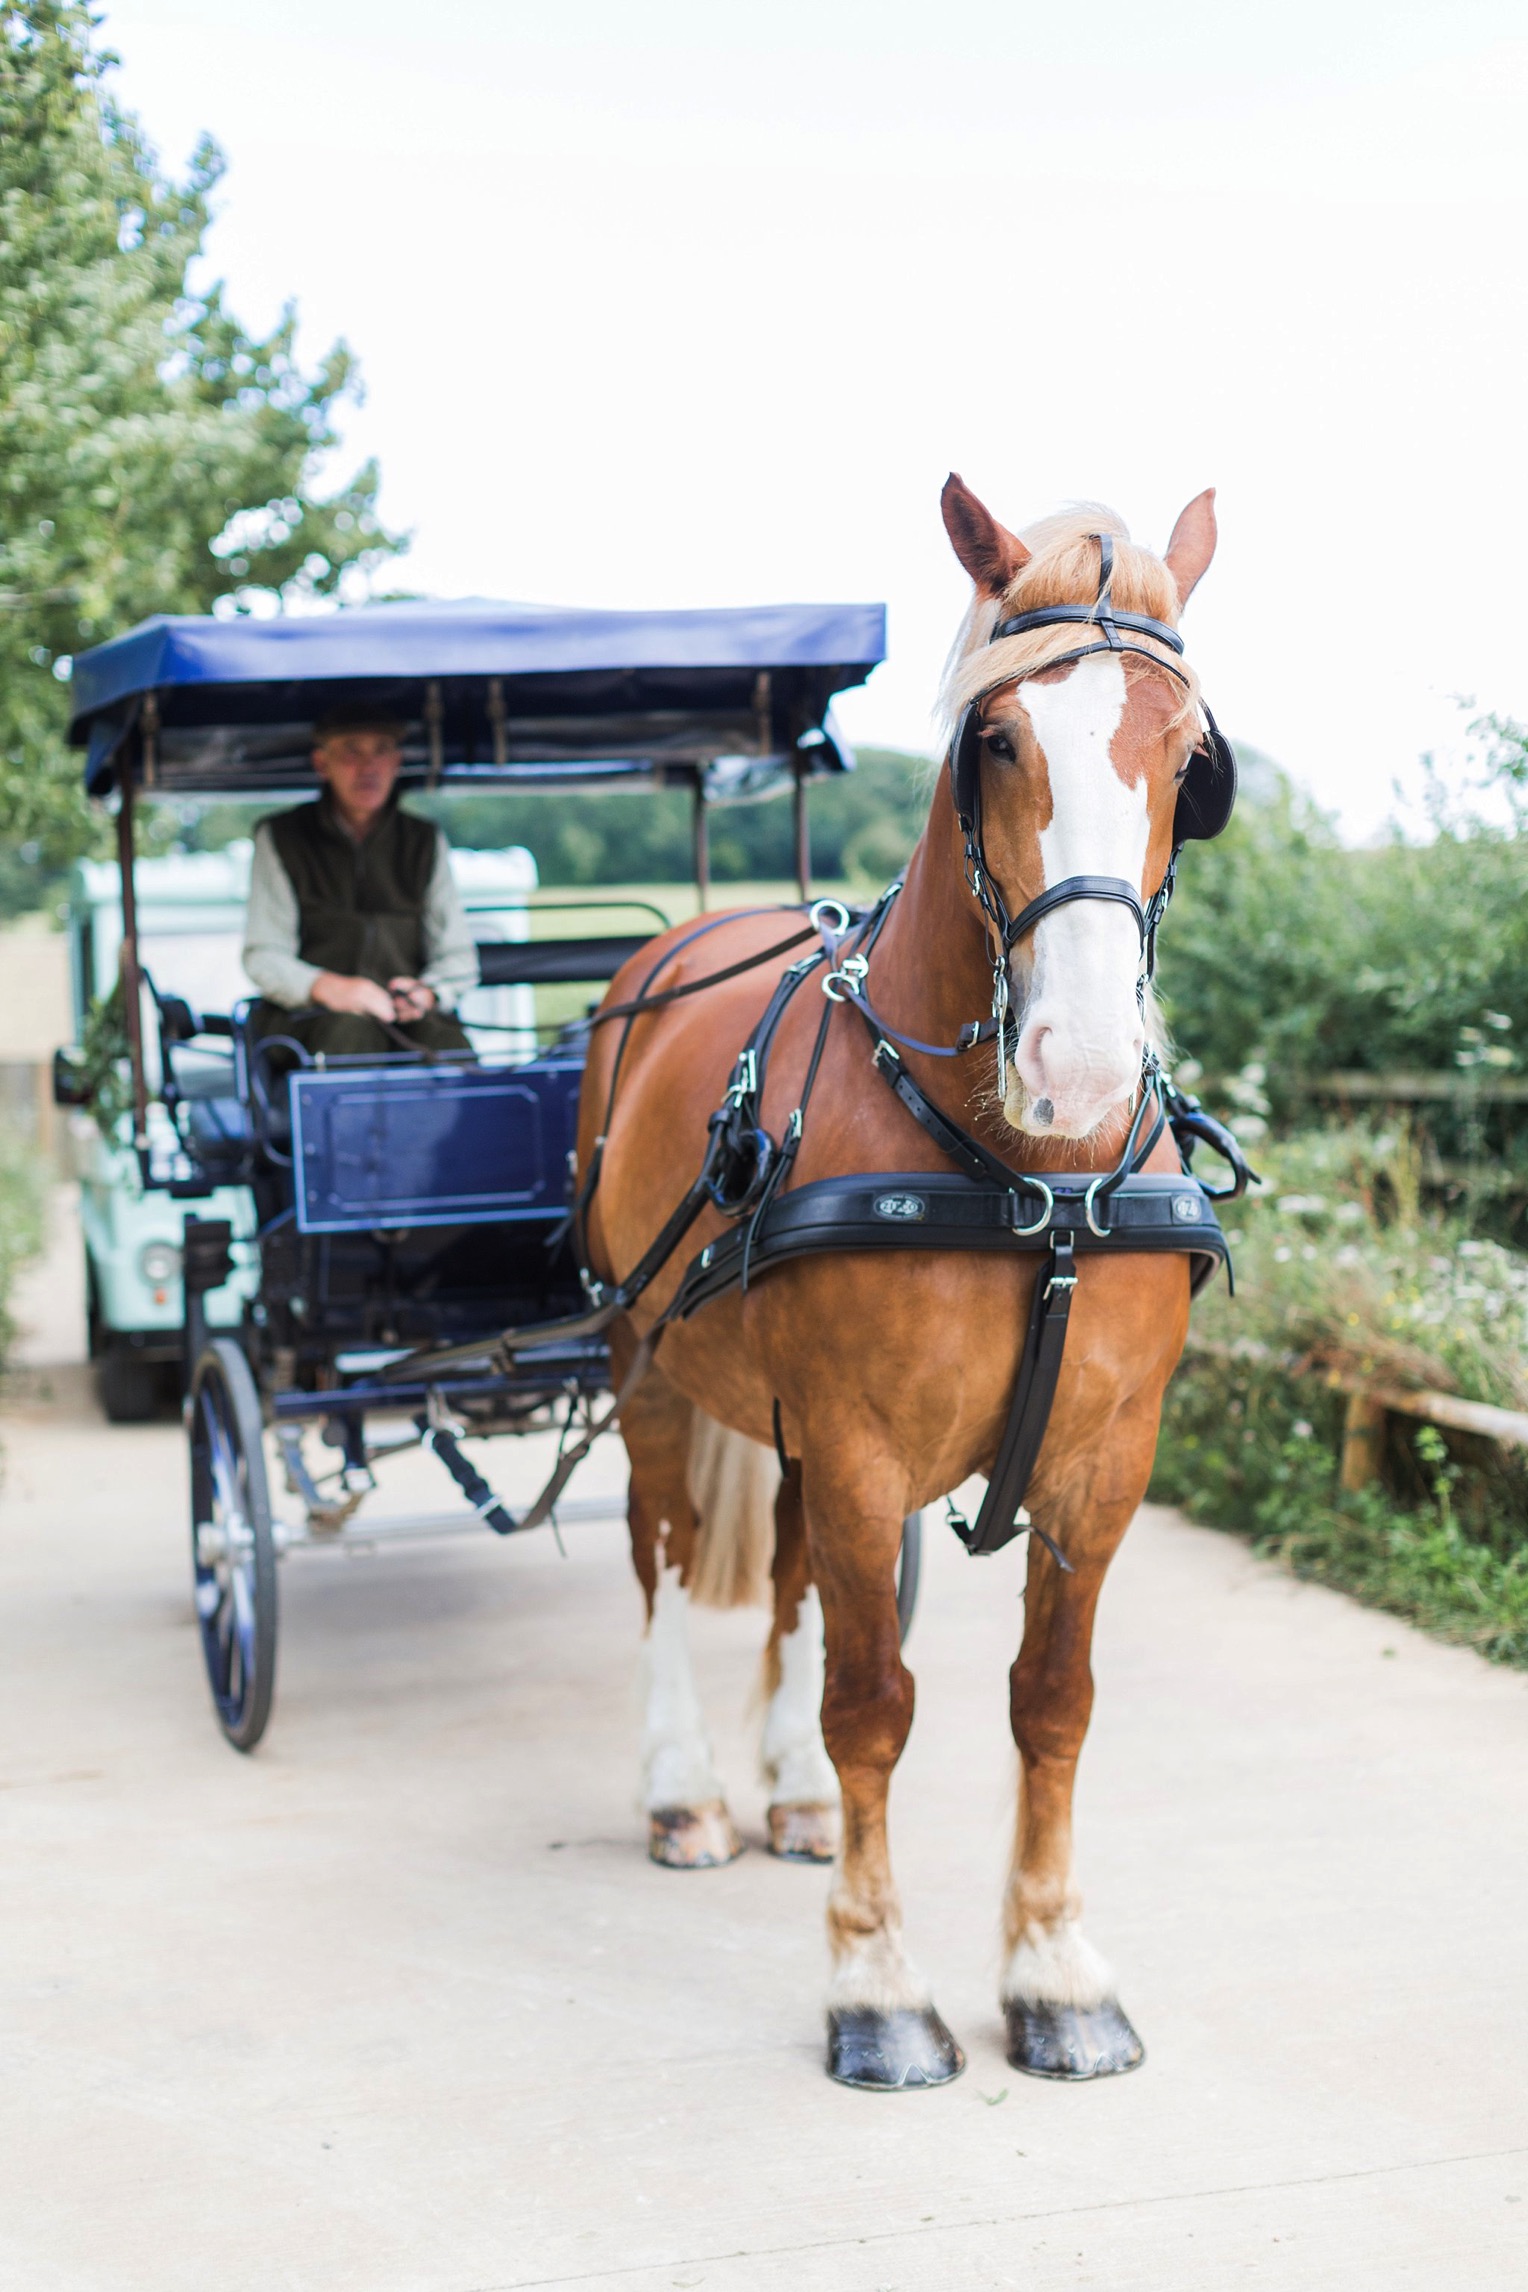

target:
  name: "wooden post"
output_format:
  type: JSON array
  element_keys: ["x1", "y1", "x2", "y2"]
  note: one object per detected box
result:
[
  {"x1": 692, "y1": 780, "x2": 710, "y2": 912},
  {"x1": 793, "y1": 769, "x2": 811, "y2": 904},
  {"x1": 1339, "y1": 1391, "x2": 1387, "y2": 1492},
  {"x1": 425, "y1": 679, "x2": 444, "y2": 788},
  {"x1": 487, "y1": 675, "x2": 507, "y2": 768},
  {"x1": 115, "y1": 756, "x2": 149, "y2": 1153}
]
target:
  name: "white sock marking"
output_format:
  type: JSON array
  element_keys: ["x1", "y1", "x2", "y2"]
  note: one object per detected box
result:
[
  {"x1": 761, "y1": 1586, "x2": 838, "y2": 1805},
  {"x1": 1002, "y1": 1918, "x2": 1115, "y2": 2010},
  {"x1": 639, "y1": 1562, "x2": 724, "y2": 1811}
]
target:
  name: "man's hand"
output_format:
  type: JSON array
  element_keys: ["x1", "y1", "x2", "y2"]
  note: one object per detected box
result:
[
  {"x1": 388, "y1": 976, "x2": 437, "y2": 1022},
  {"x1": 311, "y1": 972, "x2": 397, "y2": 1023}
]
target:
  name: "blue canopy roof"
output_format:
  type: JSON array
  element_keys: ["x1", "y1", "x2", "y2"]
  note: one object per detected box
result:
[{"x1": 70, "y1": 597, "x2": 886, "y2": 799}]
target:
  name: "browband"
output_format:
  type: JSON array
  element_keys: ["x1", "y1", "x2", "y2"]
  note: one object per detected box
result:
[{"x1": 991, "y1": 604, "x2": 1185, "y2": 655}]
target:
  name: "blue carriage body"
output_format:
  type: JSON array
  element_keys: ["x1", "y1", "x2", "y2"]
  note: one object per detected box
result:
[{"x1": 289, "y1": 1053, "x2": 584, "y2": 1234}]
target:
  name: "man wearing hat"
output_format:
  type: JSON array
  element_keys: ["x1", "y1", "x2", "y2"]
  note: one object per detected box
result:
[{"x1": 242, "y1": 704, "x2": 476, "y2": 1055}]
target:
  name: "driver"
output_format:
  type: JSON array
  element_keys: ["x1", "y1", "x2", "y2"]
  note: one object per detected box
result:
[{"x1": 242, "y1": 703, "x2": 476, "y2": 1056}]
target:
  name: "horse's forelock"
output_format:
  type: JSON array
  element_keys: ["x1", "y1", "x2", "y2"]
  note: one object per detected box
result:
[{"x1": 935, "y1": 502, "x2": 1199, "y2": 746}]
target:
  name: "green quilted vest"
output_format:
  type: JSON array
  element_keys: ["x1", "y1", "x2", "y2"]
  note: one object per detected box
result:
[{"x1": 266, "y1": 793, "x2": 440, "y2": 986}]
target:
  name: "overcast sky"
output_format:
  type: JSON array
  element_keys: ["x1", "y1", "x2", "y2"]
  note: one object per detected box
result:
[{"x1": 99, "y1": 0, "x2": 1528, "y2": 835}]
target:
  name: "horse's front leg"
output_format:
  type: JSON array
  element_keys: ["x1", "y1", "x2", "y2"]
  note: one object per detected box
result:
[
  {"x1": 806, "y1": 1443, "x2": 964, "y2": 2090},
  {"x1": 1002, "y1": 1393, "x2": 1162, "y2": 2079},
  {"x1": 759, "y1": 1459, "x2": 838, "y2": 1863}
]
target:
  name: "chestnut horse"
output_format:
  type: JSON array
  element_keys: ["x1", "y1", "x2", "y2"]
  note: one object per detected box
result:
[{"x1": 578, "y1": 477, "x2": 1222, "y2": 2088}]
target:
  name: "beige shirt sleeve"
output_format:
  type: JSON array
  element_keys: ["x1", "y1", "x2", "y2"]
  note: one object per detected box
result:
[
  {"x1": 241, "y1": 821, "x2": 322, "y2": 1008},
  {"x1": 418, "y1": 833, "x2": 479, "y2": 1011}
]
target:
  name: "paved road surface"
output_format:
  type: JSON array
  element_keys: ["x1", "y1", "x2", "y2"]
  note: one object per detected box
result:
[{"x1": 3, "y1": 1194, "x2": 1527, "y2": 2288}]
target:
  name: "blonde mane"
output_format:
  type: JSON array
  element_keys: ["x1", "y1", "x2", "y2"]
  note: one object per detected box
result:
[{"x1": 935, "y1": 501, "x2": 1200, "y2": 747}]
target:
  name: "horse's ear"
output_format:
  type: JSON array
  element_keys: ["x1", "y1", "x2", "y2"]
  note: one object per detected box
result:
[
  {"x1": 941, "y1": 473, "x2": 1031, "y2": 596},
  {"x1": 1163, "y1": 487, "x2": 1218, "y2": 607}
]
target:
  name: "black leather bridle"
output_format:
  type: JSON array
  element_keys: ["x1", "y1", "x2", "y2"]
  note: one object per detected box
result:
[{"x1": 947, "y1": 533, "x2": 1237, "y2": 1081}]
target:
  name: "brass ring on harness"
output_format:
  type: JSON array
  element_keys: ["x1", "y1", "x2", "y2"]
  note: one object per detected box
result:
[
  {"x1": 809, "y1": 897, "x2": 852, "y2": 936},
  {"x1": 1083, "y1": 1176, "x2": 1113, "y2": 1238},
  {"x1": 821, "y1": 954, "x2": 869, "y2": 1004},
  {"x1": 1011, "y1": 1178, "x2": 1054, "y2": 1238}
]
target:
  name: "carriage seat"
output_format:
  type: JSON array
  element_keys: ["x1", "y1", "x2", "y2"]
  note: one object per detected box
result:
[{"x1": 155, "y1": 1036, "x2": 253, "y2": 1180}]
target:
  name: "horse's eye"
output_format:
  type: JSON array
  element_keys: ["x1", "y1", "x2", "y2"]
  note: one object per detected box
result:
[{"x1": 984, "y1": 732, "x2": 1016, "y2": 764}]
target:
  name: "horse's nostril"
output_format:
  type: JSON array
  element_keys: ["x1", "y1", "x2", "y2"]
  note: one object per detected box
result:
[{"x1": 1032, "y1": 1097, "x2": 1054, "y2": 1126}]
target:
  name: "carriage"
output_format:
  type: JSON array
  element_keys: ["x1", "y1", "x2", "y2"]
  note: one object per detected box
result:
[{"x1": 62, "y1": 595, "x2": 919, "y2": 1750}]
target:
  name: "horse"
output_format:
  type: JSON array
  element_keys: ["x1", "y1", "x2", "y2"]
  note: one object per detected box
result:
[{"x1": 576, "y1": 475, "x2": 1223, "y2": 2089}]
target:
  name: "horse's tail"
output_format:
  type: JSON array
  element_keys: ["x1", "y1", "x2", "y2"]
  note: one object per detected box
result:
[{"x1": 684, "y1": 1408, "x2": 779, "y2": 1611}]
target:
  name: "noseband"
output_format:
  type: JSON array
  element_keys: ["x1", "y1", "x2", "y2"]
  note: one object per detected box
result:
[{"x1": 948, "y1": 533, "x2": 1237, "y2": 1082}]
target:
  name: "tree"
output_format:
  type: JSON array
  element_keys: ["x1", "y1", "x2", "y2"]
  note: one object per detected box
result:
[{"x1": 0, "y1": 1, "x2": 403, "y2": 912}]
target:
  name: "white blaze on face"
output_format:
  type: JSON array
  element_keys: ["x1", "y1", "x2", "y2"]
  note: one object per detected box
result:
[{"x1": 1010, "y1": 653, "x2": 1148, "y2": 1137}]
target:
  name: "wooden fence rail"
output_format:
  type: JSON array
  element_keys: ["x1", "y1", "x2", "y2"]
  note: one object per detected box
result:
[
  {"x1": 1182, "y1": 1333, "x2": 1528, "y2": 1492},
  {"x1": 1284, "y1": 1070, "x2": 1528, "y2": 1106}
]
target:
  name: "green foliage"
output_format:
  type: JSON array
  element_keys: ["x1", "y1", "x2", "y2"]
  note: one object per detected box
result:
[
  {"x1": 411, "y1": 748, "x2": 933, "y2": 887},
  {"x1": 75, "y1": 979, "x2": 131, "y2": 1142},
  {"x1": 0, "y1": 1120, "x2": 46, "y2": 1370},
  {"x1": 1190, "y1": 1121, "x2": 1528, "y2": 1407},
  {"x1": 1151, "y1": 1361, "x2": 1528, "y2": 1668},
  {"x1": 1160, "y1": 732, "x2": 1528, "y2": 1094},
  {"x1": 0, "y1": 2, "x2": 403, "y2": 914},
  {"x1": 1155, "y1": 1119, "x2": 1528, "y2": 1666}
]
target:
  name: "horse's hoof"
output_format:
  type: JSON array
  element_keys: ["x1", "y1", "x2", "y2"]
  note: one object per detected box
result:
[
  {"x1": 767, "y1": 1801, "x2": 840, "y2": 1862},
  {"x1": 1004, "y1": 1996, "x2": 1144, "y2": 2080},
  {"x1": 827, "y1": 2006, "x2": 966, "y2": 2090},
  {"x1": 647, "y1": 1801, "x2": 743, "y2": 1869}
]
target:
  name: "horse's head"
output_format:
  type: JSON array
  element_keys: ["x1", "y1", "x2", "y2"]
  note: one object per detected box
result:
[{"x1": 939, "y1": 476, "x2": 1219, "y2": 1143}]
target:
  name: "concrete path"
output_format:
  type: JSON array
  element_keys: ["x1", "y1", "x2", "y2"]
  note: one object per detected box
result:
[{"x1": 3, "y1": 1199, "x2": 1527, "y2": 2288}]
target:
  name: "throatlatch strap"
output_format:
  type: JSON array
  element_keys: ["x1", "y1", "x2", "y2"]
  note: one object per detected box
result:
[{"x1": 948, "y1": 1232, "x2": 1078, "y2": 1558}]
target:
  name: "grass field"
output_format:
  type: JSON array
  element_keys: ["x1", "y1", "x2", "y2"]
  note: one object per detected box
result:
[{"x1": 521, "y1": 879, "x2": 859, "y2": 1035}]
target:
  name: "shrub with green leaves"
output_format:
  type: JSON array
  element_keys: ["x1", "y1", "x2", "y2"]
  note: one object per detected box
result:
[
  {"x1": 1154, "y1": 1117, "x2": 1528, "y2": 1664},
  {"x1": 0, "y1": 1122, "x2": 46, "y2": 1371}
]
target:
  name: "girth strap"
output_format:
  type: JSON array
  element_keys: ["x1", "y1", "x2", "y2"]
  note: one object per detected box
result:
[{"x1": 950, "y1": 1231, "x2": 1076, "y2": 1557}]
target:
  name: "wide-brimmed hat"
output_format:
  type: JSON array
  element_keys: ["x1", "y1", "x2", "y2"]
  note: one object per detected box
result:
[{"x1": 311, "y1": 702, "x2": 410, "y2": 744}]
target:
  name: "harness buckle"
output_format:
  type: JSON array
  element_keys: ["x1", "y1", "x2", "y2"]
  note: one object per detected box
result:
[
  {"x1": 1043, "y1": 1271, "x2": 1078, "y2": 1301},
  {"x1": 726, "y1": 1049, "x2": 757, "y2": 1107}
]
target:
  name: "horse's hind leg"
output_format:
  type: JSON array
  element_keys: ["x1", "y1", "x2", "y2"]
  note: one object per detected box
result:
[
  {"x1": 620, "y1": 1355, "x2": 741, "y2": 1871},
  {"x1": 760, "y1": 1461, "x2": 839, "y2": 1864},
  {"x1": 1002, "y1": 1413, "x2": 1157, "y2": 2079},
  {"x1": 806, "y1": 1444, "x2": 964, "y2": 2090}
]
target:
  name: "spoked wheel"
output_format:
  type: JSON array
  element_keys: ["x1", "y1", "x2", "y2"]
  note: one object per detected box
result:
[
  {"x1": 896, "y1": 1511, "x2": 923, "y2": 1645},
  {"x1": 189, "y1": 1338, "x2": 277, "y2": 1751}
]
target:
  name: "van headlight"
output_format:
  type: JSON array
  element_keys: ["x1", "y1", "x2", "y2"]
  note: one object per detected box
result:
[{"x1": 138, "y1": 1240, "x2": 183, "y2": 1285}]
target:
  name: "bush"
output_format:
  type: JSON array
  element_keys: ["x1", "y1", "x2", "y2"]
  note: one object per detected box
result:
[
  {"x1": 1152, "y1": 1361, "x2": 1528, "y2": 1667},
  {"x1": 1153, "y1": 1119, "x2": 1528, "y2": 1665},
  {"x1": 0, "y1": 1121, "x2": 46, "y2": 1372},
  {"x1": 1160, "y1": 733, "x2": 1528, "y2": 1098}
]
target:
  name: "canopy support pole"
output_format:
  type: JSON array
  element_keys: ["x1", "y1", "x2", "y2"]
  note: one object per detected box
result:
[
  {"x1": 691, "y1": 782, "x2": 710, "y2": 912},
  {"x1": 793, "y1": 768, "x2": 811, "y2": 903},
  {"x1": 116, "y1": 756, "x2": 149, "y2": 1154}
]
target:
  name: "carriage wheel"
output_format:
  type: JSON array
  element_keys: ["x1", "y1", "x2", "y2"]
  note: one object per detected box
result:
[
  {"x1": 189, "y1": 1338, "x2": 277, "y2": 1751},
  {"x1": 896, "y1": 1511, "x2": 922, "y2": 1645}
]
